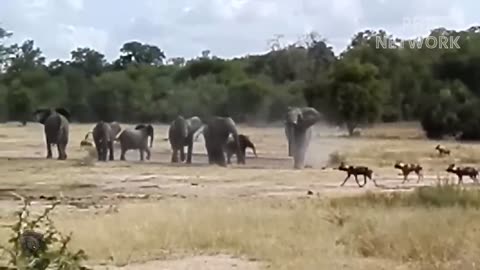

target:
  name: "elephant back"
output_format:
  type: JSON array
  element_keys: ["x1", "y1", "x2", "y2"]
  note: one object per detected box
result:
[{"x1": 44, "y1": 113, "x2": 64, "y2": 142}]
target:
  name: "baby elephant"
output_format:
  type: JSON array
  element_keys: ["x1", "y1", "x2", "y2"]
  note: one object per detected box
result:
[
  {"x1": 338, "y1": 162, "x2": 374, "y2": 188},
  {"x1": 394, "y1": 162, "x2": 423, "y2": 183},
  {"x1": 225, "y1": 134, "x2": 257, "y2": 164},
  {"x1": 446, "y1": 164, "x2": 478, "y2": 185}
]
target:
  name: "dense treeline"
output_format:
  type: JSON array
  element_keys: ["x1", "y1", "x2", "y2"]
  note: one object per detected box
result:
[{"x1": 1, "y1": 26, "x2": 480, "y2": 139}]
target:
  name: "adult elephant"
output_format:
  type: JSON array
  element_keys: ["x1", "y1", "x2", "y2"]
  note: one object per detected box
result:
[
  {"x1": 168, "y1": 116, "x2": 203, "y2": 163},
  {"x1": 202, "y1": 116, "x2": 244, "y2": 167},
  {"x1": 284, "y1": 106, "x2": 321, "y2": 169},
  {"x1": 34, "y1": 108, "x2": 71, "y2": 160},
  {"x1": 91, "y1": 121, "x2": 122, "y2": 161},
  {"x1": 116, "y1": 124, "x2": 154, "y2": 161}
]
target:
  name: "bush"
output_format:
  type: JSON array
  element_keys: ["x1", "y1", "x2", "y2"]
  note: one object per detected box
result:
[
  {"x1": 0, "y1": 194, "x2": 90, "y2": 270},
  {"x1": 329, "y1": 183, "x2": 480, "y2": 208}
]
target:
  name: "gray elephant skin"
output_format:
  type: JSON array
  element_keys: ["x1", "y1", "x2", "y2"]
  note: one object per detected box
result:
[
  {"x1": 202, "y1": 116, "x2": 245, "y2": 167},
  {"x1": 34, "y1": 108, "x2": 70, "y2": 160},
  {"x1": 91, "y1": 121, "x2": 122, "y2": 161},
  {"x1": 225, "y1": 134, "x2": 257, "y2": 164},
  {"x1": 116, "y1": 124, "x2": 154, "y2": 161},
  {"x1": 284, "y1": 106, "x2": 321, "y2": 169},
  {"x1": 168, "y1": 116, "x2": 203, "y2": 163}
]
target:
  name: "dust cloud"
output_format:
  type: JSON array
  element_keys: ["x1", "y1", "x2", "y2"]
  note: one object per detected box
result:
[{"x1": 304, "y1": 122, "x2": 349, "y2": 168}]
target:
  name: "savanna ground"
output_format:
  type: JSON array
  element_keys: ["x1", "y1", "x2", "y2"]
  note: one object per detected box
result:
[{"x1": 1, "y1": 122, "x2": 480, "y2": 270}]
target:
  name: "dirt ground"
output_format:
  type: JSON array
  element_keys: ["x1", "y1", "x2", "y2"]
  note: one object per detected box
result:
[{"x1": 1, "y1": 121, "x2": 479, "y2": 269}]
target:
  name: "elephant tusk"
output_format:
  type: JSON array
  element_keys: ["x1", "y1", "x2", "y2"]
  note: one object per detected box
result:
[{"x1": 115, "y1": 129, "x2": 125, "y2": 140}]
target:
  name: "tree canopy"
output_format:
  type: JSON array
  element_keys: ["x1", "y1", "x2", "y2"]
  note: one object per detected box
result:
[{"x1": 1, "y1": 26, "x2": 480, "y2": 139}]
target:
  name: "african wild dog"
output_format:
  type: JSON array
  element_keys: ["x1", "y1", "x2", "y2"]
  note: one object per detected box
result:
[
  {"x1": 435, "y1": 144, "x2": 450, "y2": 156},
  {"x1": 394, "y1": 162, "x2": 423, "y2": 183},
  {"x1": 338, "y1": 162, "x2": 374, "y2": 188},
  {"x1": 446, "y1": 164, "x2": 478, "y2": 185}
]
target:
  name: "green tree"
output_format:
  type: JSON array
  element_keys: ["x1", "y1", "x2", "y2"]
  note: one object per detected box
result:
[{"x1": 324, "y1": 58, "x2": 384, "y2": 135}]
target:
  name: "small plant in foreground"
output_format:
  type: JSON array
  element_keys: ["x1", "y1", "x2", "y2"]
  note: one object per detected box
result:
[{"x1": 0, "y1": 193, "x2": 90, "y2": 270}]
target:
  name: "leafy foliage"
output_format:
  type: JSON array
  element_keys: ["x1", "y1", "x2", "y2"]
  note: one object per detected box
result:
[
  {"x1": 0, "y1": 26, "x2": 480, "y2": 139},
  {"x1": 0, "y1": 194, "x2": 89, "y2": 270}
]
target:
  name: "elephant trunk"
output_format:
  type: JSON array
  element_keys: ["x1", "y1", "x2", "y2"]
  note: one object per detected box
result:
[{"x1": 251, "y1": 145, "x2": 257, "y2": 157}]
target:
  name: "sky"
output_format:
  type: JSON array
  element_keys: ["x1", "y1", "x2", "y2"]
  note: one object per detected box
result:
[{"x1": 0, "y1": 0, "x2": 478, "y2": 63}]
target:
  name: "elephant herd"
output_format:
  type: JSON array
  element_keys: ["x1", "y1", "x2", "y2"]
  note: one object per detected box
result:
[{"x1": 33, "y1": 106, "x2": 322, "y2": 169}]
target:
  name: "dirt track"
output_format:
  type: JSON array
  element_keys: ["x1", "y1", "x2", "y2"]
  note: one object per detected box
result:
[{"x1": 0, "y1": 122, "x2": 455, "y2": 210}]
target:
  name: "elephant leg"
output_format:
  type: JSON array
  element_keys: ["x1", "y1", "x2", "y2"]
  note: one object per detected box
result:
[
  {"x1": 46, "y1": 140, "x2": 53, "y2": 159},
  {"x1": 96, "y1": 146, "x2": 102, "y2": 161},
  {"x1": 57, "y1": 144, "x2": 66, "y2": 160},
  {"x1": 146, "y1": 148, "x2": 151, "y2": 160},
  {"x1": 180, "y1": 147, "x2": 186, "y2": 162},
  {"x1": 226, "y1": 150, "x2": 232, "y2": 164},
  {"x1": 204, "y1": 138, "x2": 214, "y2": 164},
  {"x1": 293, "y1": 128, "x2": 308, "y2": 169},
  {"x1": 186, "y1": 141, "x2": 193, "y2": 164},
  {"x1": 139, "y1": 150, "x2": 144, "y2": 161},
  {"x1": 215, "y1": 147, "x2": 227, "y2": 167},
  {"x1": 120, "y1": 148, "x2": 126, "y2": 161},
  {"x1": 103, "y1": 145, "x2": 108, "y2": 161},
  {"x1": 63, "y1": 144, "x2": 68, "y2": 160},
  {"x1": 108, "y1": 141, "x2": 114, "y2": 161},
  {"x1": 171, "y1": 149, "x2": 179, "y2": 163}
]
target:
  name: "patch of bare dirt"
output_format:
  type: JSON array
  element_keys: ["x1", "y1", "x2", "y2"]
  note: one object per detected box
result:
[{"x1": 92, "y1": 255, "x2": 261, "y2": 270}]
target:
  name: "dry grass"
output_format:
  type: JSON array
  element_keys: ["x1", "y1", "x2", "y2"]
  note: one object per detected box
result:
[
  {"x1": 2, "y1": 193, "x2": 480, "y2": 270},
  {"x1": 0, "y1": 122, "x2": 480, "y2": 269}
]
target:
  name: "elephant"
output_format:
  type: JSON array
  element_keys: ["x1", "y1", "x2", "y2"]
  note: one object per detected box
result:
[
  {"x1": 116, "y1": 124, "x2": 154, "y2": 161},
  {"x1": 284, "y1": 106, "x2": 321, "y2": 169},
  {"x1": 168, "y1": 115, "x2": 203, "y2": 163},
  {"x1": 91, "y1": 121, "x2": 122, "y2": 161},
  {"x1": 202, "y1": 116, "x2": 244, "y2": 167},
  {"x1": 33, "y1": 107, "x2": 70, "y2": 160},
  {"x1": 225, "y1": 134, "x2": 257, "y2": 164}
]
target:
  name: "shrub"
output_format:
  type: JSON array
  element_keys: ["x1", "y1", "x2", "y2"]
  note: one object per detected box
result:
[
  {"x1": 329, "y1": 183, "x2": 480, "y2": 208},
  {"x1": 0, "y1": 193, "x2": 90, "y2": 270}
]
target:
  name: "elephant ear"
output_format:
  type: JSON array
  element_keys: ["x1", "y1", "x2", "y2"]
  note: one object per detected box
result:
[
  {"x1": 55, "y1": 107, "x2": 71, "y2": 121},
  {"x1": 33, "y1": 108, "x2": 51, "y2": 125},
  {"x1": 298, "y1": 107, "x2": 321, "y2": 128},
  {"x1": 187, "y1": 116, "x2": 203, "y2": 134},
  {"x1": 135, "y1": 124, "x2": 146, "y2": 130}
]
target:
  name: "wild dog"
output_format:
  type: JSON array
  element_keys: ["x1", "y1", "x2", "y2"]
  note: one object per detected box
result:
[
  {"x1": 435, "y1": 144, "x2": 450, "y2": 156},
  {"x1": 446, "y1": 164, "x2": 478, "y2": 185},
  {"x1": 338, "y1": 162, "x2": 374, "y2": 188},
  {"x1": 394, "y1": 162, "x2": 423, "y2": 183}
]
